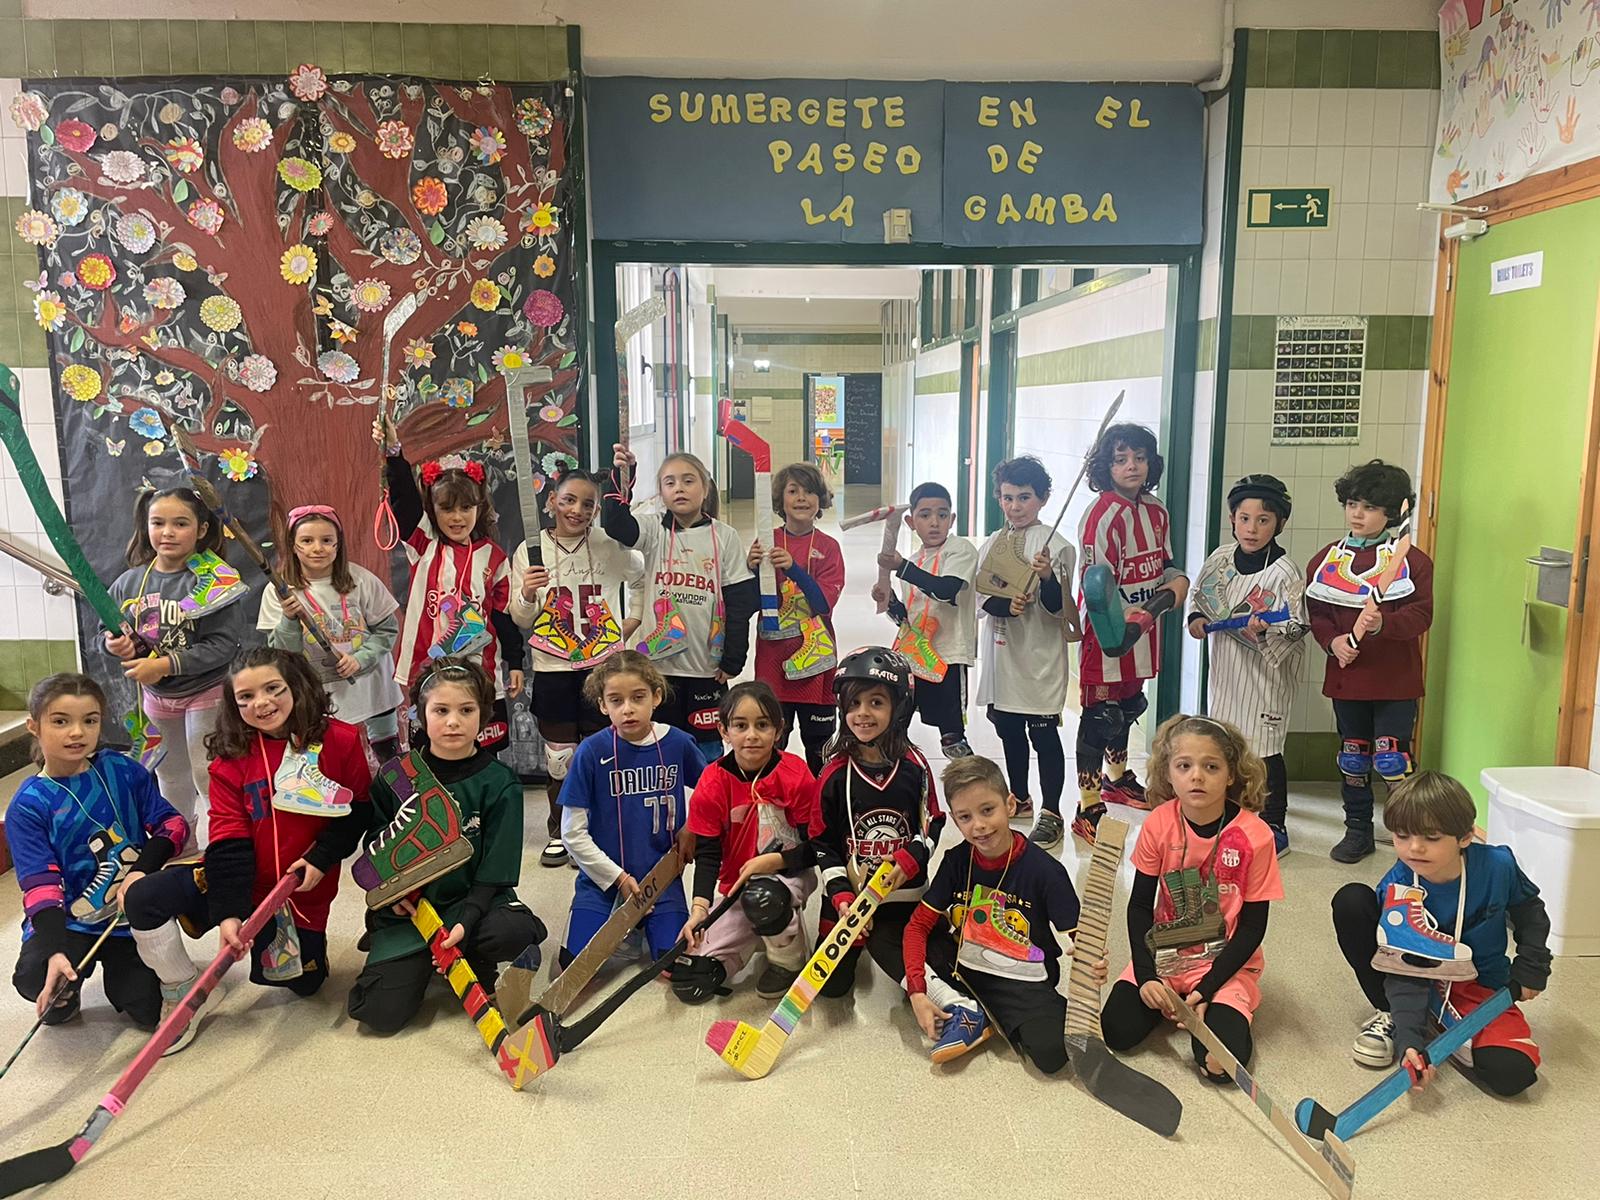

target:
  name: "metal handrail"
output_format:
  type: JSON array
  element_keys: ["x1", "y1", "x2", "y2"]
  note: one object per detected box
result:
[{"x1": 0, "y1": 534, "x2": 78, "y2": 596}]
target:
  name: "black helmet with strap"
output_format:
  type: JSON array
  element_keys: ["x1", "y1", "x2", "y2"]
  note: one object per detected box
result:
[
  {"x1": 833, "y1": 645, "x2": 916, "y2": 732},
  {"x1": 1226, "y1": 473, "x2": 1292, "y2": 523}
]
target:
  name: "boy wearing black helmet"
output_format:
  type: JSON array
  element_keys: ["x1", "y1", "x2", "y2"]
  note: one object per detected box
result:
[{"x1": 1186, "y1": 474, "x2": 1309, "y2": 855}]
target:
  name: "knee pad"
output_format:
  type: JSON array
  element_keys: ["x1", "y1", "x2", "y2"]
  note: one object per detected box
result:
[
  {"x1": 740, "y1": 876, "x2": 795, "y2": 937},
  {"x1": 1081, "y1": 701, "x2": 1128, "y2": 744},
  {"x1": 670, "y1": 954, "x2": 730, "y2": 1005},
  {"x1": 1373, "y1": 736, "x2": 1412, "y2": 782},
  {"x1": 1121, "y1": 691, "x2": 1150, "y2": 725},
  {"x1": 1337, "y1": 738, "x2": 1372, "y2": 785},
  {"x1": 545, "y1": 742, "x2": 577, "y2": 781}
]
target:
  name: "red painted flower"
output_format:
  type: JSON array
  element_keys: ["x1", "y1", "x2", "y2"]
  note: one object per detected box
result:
[
  {"x1": 76, "y1": 253, "x2": 116, "y2": 291},
  {"x1": 55, "y1": 119, "x2": 97, "y2": 153},
  {"x1": 412, "y1": 177, "x2": 447, "y2": 216},
  {"x1": 376, "y1": 120, "x2": 415, "y2": 160},
  {"x1": 523, "y1": 289, "x2": 564, "y2": 328}
]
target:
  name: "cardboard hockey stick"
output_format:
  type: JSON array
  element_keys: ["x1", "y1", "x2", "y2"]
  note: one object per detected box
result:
[
  {"x1": 1295, "y1": 986, "x2": 1513, "y2": 1143},
  {"x1": 872, "y1": 505, "x2": 906, "y2": 614},
  {"x1": 0, "y1": 873, "x2": 298, "y2": 1197},
  {"x1": 374, "y1": 292, "x2": 420, "y2": 551},
  {"x1": 1347, "y1": 500, "x2": 1412, "y2": 654},
  {"x1": 719, "y1": 398, "x2": 780, "y2": 636},
  {"x1": 503, "y1": 362, "x2": 557, "y2": 567},
  {"x1": 1165, "y1": 986, "x2": 1356, "y2": 1200},
  {"x1": 1064, "y1": 817, "x2": 1183, "y2": 1136},
  {"x1": 0, "y1": 922, "x2": 121, "y2": 1085},
  {"x1": 499, "y1": 845, "x2": 686, "y2": 1024},
  {"x1": 705, "y1": 858, "x2": 902, "y2": 1079}
]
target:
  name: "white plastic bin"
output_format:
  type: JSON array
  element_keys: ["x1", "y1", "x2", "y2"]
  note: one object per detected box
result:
[{"x1": 1480, "y1": 766, "x2": 1600, "y2": 957}]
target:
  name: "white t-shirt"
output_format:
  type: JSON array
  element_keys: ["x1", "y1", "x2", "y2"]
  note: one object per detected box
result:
[
  {"x1": 902, "y1": 535, "x2": 979, "y2": 667},
  {"x1": 627, "y1": 515, "x2": 754, "y2": 678},
  {"x1": 257, "y1": 565, "x2": 404, "y2": 724},
  {"x1": 975, "y1": 524, "x2": 1075, "y2": 715},
  {"x1": 509, "y1": 528, "x2": 645, "y2": 674}
]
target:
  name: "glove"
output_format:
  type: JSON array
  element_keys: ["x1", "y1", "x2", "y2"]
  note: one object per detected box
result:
[{"x1": 894, "y1": 841, "x2": 931, "y2": 882}]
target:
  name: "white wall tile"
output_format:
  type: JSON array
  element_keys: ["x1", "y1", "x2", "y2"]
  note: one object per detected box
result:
[
  {"x1": 1290, "y1": 88, "x2": 1321, "y2": 146},
  {"x1": 1365, "y1": 203, "x2": 1396, "y2": 260},
  {"x1": 1386, "y1": 261, "x2": 1419, "y2": 315},
  {"x1": 1242, "y1": 89, "x2": 1265, "y2": 146},
  {"x1": 1286, "y1": 147, "x2": 1319, "y2": 186},
  {"x1": 1361, "y1": 260, "x2": 1391, "y2": 312},
  {"x1": 1260, "y1": 91, "x2": 1291, "y2": 147},
  {"x1": 1306, "y1": 260, "x2": 1336, "y2": 313},
  {"x1": 1308, "y1": 225, "x2": 1339, "y2": 261},
  {"x1": 1336, "y1": 203, "x2": 1368, "y2": 260},
  {"x1": 1369, "y1": 147, "x2": 1400, "y2": 206},
  {"x1": 1395, "y1": 147, "x2": 1430, "y2": 203},
  {"x1": 1317, "y1": 91, "x2": 1349, "y2": 147},
  {"x1": 1279, "y1": 258, "x2": 1309, "y2": 312},
  {"x1": 1251, "y1": 259, "x2": 1281, "y2": 312},
  {"x1": 1315, "y1": 146, "x2": 1344, "y2": 187},
  {"x1": 1258, "y1": 147, "x2": 1289, "y2": 183},
  {"x1": 1345, "y1": 89, "x2": 1376, "y2": 146},
  {"x1": 1340, "y1": 147, "x2": 1372, "y2": 201},
  {"x1": 1333, "y1": 259, "x2": 1365, "y2": 313},
  {"x1": 1370, "y1": 90, "x2": 1403, "y2": 146}
]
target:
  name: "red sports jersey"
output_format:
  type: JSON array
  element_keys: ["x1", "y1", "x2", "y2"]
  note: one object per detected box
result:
[
  {"x1": 1078, "y1": 491, "x2": 1174, "y2": 687},
  {"x1": 393, "y1": 530, "x2": 511, "y2": 691},
  {"x1": 687, "y1": 751, "x2": 821, "y2": 896},
  {"x1": 752, "y1": 526, "x2": 845, "y2": 705}
]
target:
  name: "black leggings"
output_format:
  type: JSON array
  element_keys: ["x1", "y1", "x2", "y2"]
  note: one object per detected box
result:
[
  {"x1": 925, "y1": 927, "x2": 1070, "y2": 1075},
  {"x1": 1263, "y1": 753, "x2": 1288, "y2": 828},
  {"x1": 1101, "y1": 978, "x2": 1253, "y2": 1080},
  {"x1": 13, "y1": 929, "x2": 161, "y2": 1028},
  {"x1": 816, "y1": 902, "x2": 913, "y2": 999},
  {"x1": 783, "y1": 702, "x2": 837, "y2": 777},
  {"x1": 1330, "y1": 883, "x2": 1537, "y2": 1097},
  {"x1": 988, "y1": 708, "x2": 1065, "y2": 814},
  {"x1": 1075, "y1": 691, "x2": 1149, "y2": 793}
]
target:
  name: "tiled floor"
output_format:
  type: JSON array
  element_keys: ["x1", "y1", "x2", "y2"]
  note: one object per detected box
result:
[{"x1": 0, "y1": 502, "x2": 1595, "y2": 1199}]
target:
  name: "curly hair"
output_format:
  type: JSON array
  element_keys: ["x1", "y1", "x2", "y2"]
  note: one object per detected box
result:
[
  {"x1": 992, "y1": 455, "x2": 1053, "y2": 500},
  {"x1": 582, "y1": 648, "x2": 670, "y2": 708},
  {"x1": 205, "y1": 647, "x2": 332, "y2": 760},
  {"x1": 772, "y1": 461, "x2": 833, "y2": 516},
  {"x1": 1085, "y1": 423, "x2": 1164, "y2": 494},
  {"x1": 1144, "y1": 713, "x2": 1266, "y2": 812},
  {"x1": 1334, "y1": 459, "x2": 1414, "y2": 525}
]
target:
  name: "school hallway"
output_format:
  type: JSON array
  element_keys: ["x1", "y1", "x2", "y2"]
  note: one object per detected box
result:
[{"x1": 1, "y1": 506, "x2": 1595, "y2": 1199}]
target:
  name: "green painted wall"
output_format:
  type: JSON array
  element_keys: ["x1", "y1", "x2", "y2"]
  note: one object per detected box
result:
[{"x1": 1424, "y1": 197, "x2": 1600, "y2": 817}]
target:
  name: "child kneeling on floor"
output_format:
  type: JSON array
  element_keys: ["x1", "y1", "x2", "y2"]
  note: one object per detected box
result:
[
  {"x1": 903, "y1": 755, "x2": 1100, "y2": 1069},
  {"x1": 1330, "y1": 770, "x2": 1549, "y2": 1097},
  {"x1": 347, "y1": 658, "x2": 544, "y2": 1033}
]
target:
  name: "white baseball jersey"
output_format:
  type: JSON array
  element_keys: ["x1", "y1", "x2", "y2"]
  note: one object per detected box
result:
[
  {"x1": 976, "y1": 524, "x2": 1075, "y2": 715},
  {"x1": 903, "y1": 535, "x2": 979, "y2": 667}
]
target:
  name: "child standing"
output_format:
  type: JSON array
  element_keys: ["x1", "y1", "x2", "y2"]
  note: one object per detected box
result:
[
  {"x1": 258, "y1": 505, "x2": 405, "y2": 762},
  {"x1": 1331, "y1": 771, "x2": 1548, "y2": 1098},
  {"x1": 604, "y1": 444, "x2": 757, "y2": 761},
  {"x1": 875, "y1": 483, "x2": 979, "y2": 758},
  {"x1": 750, "y1": 462, "x2": 845, "y2": 774},
  {"x1": 677, "y1": 681, "x2": 819, "y2": 1001},
  {"x1": 903, "y1": 755, "x2": 1086, "y2": 1068},
  {"x1": 811, "y1": 648, "x2": 942, "y2": 1001},
  {"x1": 509, "y1": 467, "x2": 646, "y2": 868},
  {"x1": 1074, "y1": 423, "x2": 1188, "y2": 846},
  {"x1": 376, "y1": 416, "x2": 525, "y2": 752},
  {"x1": 975, "y1": 457, "x2": 1077, "y2": 850},
  {"x1": 122, "y1": 648, "x2": 372, "y2": 1054},
  {"x1": 1306, "y1": 460, "x2": 1434, "y2": 863},
  {"x1": 8, "y1": 674, "x2": 188, "y2": 1030},
  {"x1": 1186, "y1": 475, "x2": 1308, "y2": 855},
  {"x1": 105, "y1": 485, "x2": 248, "y2": 850},
  {"x1": 556, "y1": 651, "x2": 704, "y2": 967},
  {"x1": 347, "y1": 657, "x2": 543, "y2": 1033},
  {"x1": 1100, "y1": 714, "x2": 1284, "y2": 1081}
]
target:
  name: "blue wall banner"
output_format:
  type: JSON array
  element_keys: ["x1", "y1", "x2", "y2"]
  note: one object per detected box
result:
[{"x1": 586, "y1": 77, "x2": 1203, "y2": 248}]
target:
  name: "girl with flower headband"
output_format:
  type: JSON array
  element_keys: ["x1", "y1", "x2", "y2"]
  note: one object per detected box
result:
[
  {"x1": 374, "y1": 416, "x2": 526, "y2": 752},
  {"x1": 258, "y1": 504, "x2": 405, "y2": 762}
]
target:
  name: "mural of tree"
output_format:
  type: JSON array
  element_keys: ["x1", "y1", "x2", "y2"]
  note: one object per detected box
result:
[{"x1": 17, "y1": 70, "x2": 581, "y2": 594}]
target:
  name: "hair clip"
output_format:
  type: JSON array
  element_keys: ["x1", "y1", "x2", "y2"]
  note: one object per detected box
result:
[{"x1": 420, "y1": 456, "x2": 485, "y2": 488}]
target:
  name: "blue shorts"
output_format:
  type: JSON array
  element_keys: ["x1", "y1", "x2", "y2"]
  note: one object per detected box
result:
[{"x1": 563, "y1": 894, "x2": 689, "y2": 961}]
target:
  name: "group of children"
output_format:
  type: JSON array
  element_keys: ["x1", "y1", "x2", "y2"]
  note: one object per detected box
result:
[{"x1": 6, "y1": 417, "x2": 1550, "y2": 1112}]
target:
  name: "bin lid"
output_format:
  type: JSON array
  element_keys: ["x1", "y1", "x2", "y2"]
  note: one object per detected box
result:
[{"x1": 1480, "y1": 766, "x2": 1600, "y2": 830}]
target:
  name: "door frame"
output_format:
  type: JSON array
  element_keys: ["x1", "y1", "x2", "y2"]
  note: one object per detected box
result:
[{"x1": 1417, "y1": 156, "x2": 1600, "y2": 764}]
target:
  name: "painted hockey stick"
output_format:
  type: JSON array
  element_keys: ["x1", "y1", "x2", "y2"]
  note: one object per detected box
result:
[
  {"x1": 0, "y1": 921, "x2": 121, "y2": 1085},
  {"x1": 719, "y1": 398, "x2": 780, "y2": 635},
  {"x1": 1202, "y1": 605, "x2": 1291, "y2": 634},
  {"x1": 503, "y1": 362, "x2": 557, "y2": 569},
  {"x1": 499, "y1": 845, "x2": 686, "y2": 1023},
  {"x1": 1295, "y1": 986, "x2": 1513, "y2": 1142},
  {"x1": 0, "y1": 872, "x2": 298, "y2": 1197},
  {"x1": 1064, "y1": 817, "x2": 1183, "y2": 1136},
  {"x1": 1164, "y1": 986, "x2": 1356, "y2": 1200},
  {"x1": 706, "y1": 858, "x2": 902, "y2": 1079},
  {"x1": 872, "y1": 506, "x2": 906, "y2": 614},
  {"x1": 374, "y1": 292, "x2": 420, "y2": 551},
  {"x1": 1347, "y1": 500, "x2": 1412, "y2": 653}
]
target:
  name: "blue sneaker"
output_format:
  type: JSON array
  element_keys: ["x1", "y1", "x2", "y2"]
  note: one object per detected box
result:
[
  {"x1": 1270, "y1": 824, "x2": 1289, "y2": 857},
  {"x1": 931, "y1": 1003, "x2": 992, "y2": 1064}
]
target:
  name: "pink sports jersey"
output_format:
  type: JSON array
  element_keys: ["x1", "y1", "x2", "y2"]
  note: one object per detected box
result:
[
  {"x1": 393, "y1": 530, "x2": 511, "y2": 690},
  {"x1": 1078, "y1": 491, "x2": 1173, "y2": 687}
]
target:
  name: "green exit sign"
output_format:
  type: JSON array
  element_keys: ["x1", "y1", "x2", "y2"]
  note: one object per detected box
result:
[{"x1": 1246, "y1": 188, "x2": 1331, "y2": 228}]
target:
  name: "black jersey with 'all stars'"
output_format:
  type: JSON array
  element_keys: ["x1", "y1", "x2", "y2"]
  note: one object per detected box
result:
[{"x1": 813, "y1": 752, "x2": 943, "y2": 907}]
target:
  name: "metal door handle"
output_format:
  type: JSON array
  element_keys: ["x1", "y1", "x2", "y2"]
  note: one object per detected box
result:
[{"x1": 1525, "y1": 556, "x2": 1568, "y2": 567}]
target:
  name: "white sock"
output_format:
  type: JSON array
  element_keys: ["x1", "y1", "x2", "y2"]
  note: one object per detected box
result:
[
  {"x1": 132, "y1": 921, "x2": 198, "y2": 987},
  {"x1": 925, "y1": 970, "x2": 972, "y2": 1012}
]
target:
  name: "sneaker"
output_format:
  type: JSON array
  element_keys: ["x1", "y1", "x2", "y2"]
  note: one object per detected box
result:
[
  {"x1": 931, "y1": 1003, "x2": 992, "y2": 1064},
  {"x1": 614, "y1": 927, "x2": 645, "y2": 962},
  {"x1": 1353, "y1": 1009, "x2": 1396, "y2": 1068},
  {"x1": 159, "y1": 976, "x2": 226, "y2": 1057},
  {"x1": 1330, "y1": 827, "x2": 1376, "y2": 864},
  {"x1": 941, "y1": 737, "x2": 974, "y2": 759},
  {"x1": 1071, "y1": 802, "x2": 1107, "y2": 846},
  {"x1": 39, "y1": 990, "x2": 82, "y2": 1027},
  {"x1": 756, "y1": 963, "x2": 800, "y2": 999},
  {"x1": 1028, "y1": 809, "x2": 1065, "y2": 851},
  {"x1": 1101, "y1": 770, "x2": 1151, "y2": 810},
  {"x1": 540, "y1": 839, "x2": 569, "y2": 868},
  {"x1": 1269, "y1": 824, "x2": 1289, "y2": 857},
  {"x1": 1011, "y1": 793, "x2": 1034, "y2": 818}
]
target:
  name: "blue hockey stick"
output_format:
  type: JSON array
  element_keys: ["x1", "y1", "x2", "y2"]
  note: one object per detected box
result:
[{"x1": 1202, "y1": 604, "x2": 1291, "y2": 634}]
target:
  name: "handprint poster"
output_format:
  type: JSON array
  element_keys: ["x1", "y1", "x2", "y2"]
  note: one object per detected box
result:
[{"x1": 1432, "y1": 0, "x2": 1600, "y2": 202}]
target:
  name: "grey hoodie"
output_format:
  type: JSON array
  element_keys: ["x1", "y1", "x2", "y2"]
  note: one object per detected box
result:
[{"x1": 105, "y1": 561, "x2": 248, "y2": 699}]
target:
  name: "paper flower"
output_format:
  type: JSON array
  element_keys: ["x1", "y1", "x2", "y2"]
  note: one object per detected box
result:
[
  {"x1": 456, "y1": 321, "x2": 478, "y2": 337},
  {"x1": 98, "y1": 151, "x2": 146, "y2": 183},
  {"x1": 441, "y1": 378, "x2": 475, "y2": 408},
  {"x1": 55, "y1": 119, "x2": 97, "y2": 153},
  {"x1": 533, "y1": 254, "x2": 556, "y2": 279},
  {"x1": 379, "y1": 228, "x2": 422, "y2": 265},
  {"x1": 465, "y1": 216, "x2": 507, "y2": 252},
  {"x1": 328, "y1": 319, "x2": 358, "y2": 344},
  {"x1": 15, "y1": 209, "x2": 58, "y2": 247},
  {"x1": 10, "y1": 93, "x2": 47, "y2": 133},
  {"x1": 469, "y1": 279, "x2": 501, "y2": 311},
  {"x1": 523, "y1": 289, "x2": 564, "y2": 328},
  {"x1": 142, "y1": 440, "x2": 164, "y2": 456},
  {"x1": 350, "y1": 278, "x2": 391, "y2": 313},
  {"x1": 158, "y1": 101, "x2": 184, "y2": 124},
  {"x1": 60, "y1": 365, "x2": 102, "y2": 402},
  {"x1": 144, "y1": 277, "x2": 186, "y2": 309},
  {"x1": 50, "y1": 189, "x2": 90, "y2": 228},
  {"x1": 172, "y1": 251, "x2": 198, "y2": 272},
  {"x1": 376, "y1": 120, "x2": 414, "y2": 160},
  {"x1": 318, "y1": 350, "x2": 360, "y2": 383},
  {"x1": 326, "y1": 131, "x2": 356, "y2": 154},
  {"x1": 220, "y1": 87, "x2": 242, "y2": 106},
  {"x1": 162, "y1": 137, "x2": 204, "y2": 174},
  {"x1": 220, "y1": 446, "x2": 258, "y2": 481},
  {"x1": 514, "y1": 98, "x2": 553, "y2": 138},
  {"x1": 237, "y1": 355, "x2": 278, "y2": 392},
  {"x1": 277, "y1": 157, "x2": 322, "y2": 192},
  {"x1": 232, "y1": 118, "x2": 273, "y2": 153},
  {"x1": 538, "y1": 402, "x2": 564, "y2": 423},
  {"x1": 115, "y1": 212, "x2": 158, "y2": 253},
  {"x1": 492, "y1": 345, "x2": 528, "y2": 372},
  {"x1": 154, "y1": 371, "x2": 175, "y2": 385},
  {"x1": 187, "y1": 198, "x2": 224, "y2": 234},
  {"x1": 469, "y1": 125, "x2": 506, "y2": 164},
  {"x1": 33, "y1": 290, "x2": 67, "y2": 331},
  {"x1": 76, "y1": 254, "x2": 116, "y2": 291},
  {"x1": 306, "y1": 211, "x2": 333, "y2": 236},
  {"x1": 403, "y1": 338, "x2": 435, "y2": 367},
  {"x1": 412, "y1": 177, "x2": 448, "y2": 216},
  {"x1": 527, "y1": 202, "x2": 560, "y2": 234},
  {"x1": 280, "y1": 244, "x2": 318, "y2": 284},
  {"x1": 289, "y1": 64, "x2": 328, "y2": 102},
  {"x1": 200, "y1": 295, "x2": 243, "y2": 332},
  {"x1": 129, "y1": 407, "x2": 165, "y2": 439}
]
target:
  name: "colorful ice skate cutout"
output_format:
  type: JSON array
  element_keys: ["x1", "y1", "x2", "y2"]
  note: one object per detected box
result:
[
  {"x1": 428, "y1": 595, "x2": 492, "y2": 660},
  {"x1": 177, "y1": 550, "x2": 252, "y2": 615},
  {"x1": 351, "y1": 754, "x2": 474, "y2": 908},
  {"x1": 577, "y1": 599, "x2": 624, "y2": 664},
  {"x1": 1146, "y1": 866, "x2": 1227, "y2": 975},
  {"x1": 123, "y1": 701, "x2": 165, "y2": 773},
  {"x1": 69, "y1": 829, "x2": 141, "y2": 924},
  {"x1": 1307, "y1": 539, "x2": 1415, "y2": 608},
  {"x1": 892, "y1": 613, "x2": 947, "y2": 682},
  {"x1": 783, "y1": 614, "x2": 837, "y2": 681},
  {"x1": 957, "y1": 884, "x2": 1047, "y2": 982},
  {"x1": 271, "y1": 740, "x2": 354, "y2": 817},
  {"x1": 526, "y1": 590, "x2": 583, "y2": 660},
  {"x1": 1084, "y1": 563, "x2": 1176, "y2": 655},
  {"x1": 761, "y1": 577, "x2": 808, "y2": 641},
  {"x1": 1371, "y1": 882, "x2": 1476, "y2": 981},
  {"x1": 709, "y1": 595, "x2": 727, "y2": 660},
  {"x1": 974, "y1": 527, "x2": 1035, "y2": 598},
  {"x1": 260, "y1": 905, "x2": 304, "y2": 982},
  {"x1": 636, "y1": 594, "x2": 689, "y2": 660}
]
